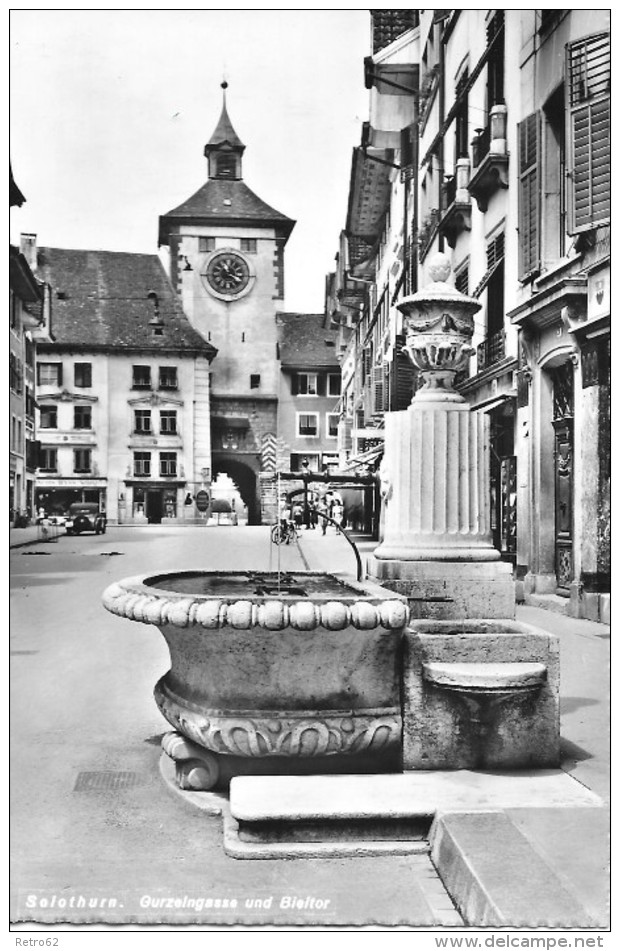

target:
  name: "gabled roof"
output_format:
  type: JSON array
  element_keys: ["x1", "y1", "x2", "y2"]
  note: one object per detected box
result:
[
  {"x1": 276, "y1": 312, "x2": 341, "y2": 369},
  {"x1": 159, "y1": 178, "x2": 295, "y2": 245},
  {"x1": 34, "y1": 247, "x2": 216, "y2": 356}
]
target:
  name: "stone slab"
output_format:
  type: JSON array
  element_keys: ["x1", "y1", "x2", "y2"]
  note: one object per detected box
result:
[
  {"x1": 430, "y1": 811, "x2": 597, "y2": 928},
  {"x1": 422, "y1": 661, "x2": 547, "y2": 690},
  {"x1": 223, "y1": 813, "x2": 430, "y2": 860},
  {"x1": 229, "y1": 770, "x2": 603, "y2": 823}
]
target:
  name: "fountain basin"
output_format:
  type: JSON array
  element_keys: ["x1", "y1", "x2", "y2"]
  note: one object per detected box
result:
[{"x1": 102, "y1": 571, "x2": 409, "y2": 783}]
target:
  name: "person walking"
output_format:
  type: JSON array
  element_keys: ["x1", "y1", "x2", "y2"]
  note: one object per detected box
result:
[{"x1": 317, "y1": 496, "x2": 329, "y2": 536}]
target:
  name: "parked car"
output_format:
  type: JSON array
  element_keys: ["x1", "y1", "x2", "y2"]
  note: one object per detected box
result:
[{"x1": 65, "y1": 503, "x2": 107, "y2": 536}]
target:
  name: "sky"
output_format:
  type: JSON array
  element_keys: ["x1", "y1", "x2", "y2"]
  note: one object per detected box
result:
[{"x1": 10, "y1": 8, "x2": 371, "y2": 313}]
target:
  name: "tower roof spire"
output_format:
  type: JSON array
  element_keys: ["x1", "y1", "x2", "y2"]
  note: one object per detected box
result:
[{"x1": 205, "y1": 81, "x2": 245, "y2": 152}]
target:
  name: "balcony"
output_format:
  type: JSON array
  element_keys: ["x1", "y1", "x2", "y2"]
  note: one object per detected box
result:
[
  {"x1": 468, "y1": 105, "x2": 509, "y2": 212},
  {"x1": 438, "y1": 159, "x2": 472, "y2": 249},
  {"x1": 477, "y1": 330, "x2": 506, "y2": 373}
]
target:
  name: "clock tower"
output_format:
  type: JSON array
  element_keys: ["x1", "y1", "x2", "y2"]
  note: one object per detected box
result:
[{"x1": 159, "y1": 84, "x2": 295, "y2": 523}]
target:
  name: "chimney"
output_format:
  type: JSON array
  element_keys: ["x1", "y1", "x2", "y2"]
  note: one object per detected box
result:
[{"x1": 20, "y1": 233, "x2": 37, "y2": 271}]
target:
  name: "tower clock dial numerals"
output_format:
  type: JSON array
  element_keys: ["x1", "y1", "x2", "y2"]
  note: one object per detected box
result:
[{"x1": 204, "y1": 251, "x2": 251, "y2": 297}]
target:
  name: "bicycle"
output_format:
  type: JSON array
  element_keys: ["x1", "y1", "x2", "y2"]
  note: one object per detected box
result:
[{"x1": 270, "y1": 519, "x2": 298, "y2": 545}]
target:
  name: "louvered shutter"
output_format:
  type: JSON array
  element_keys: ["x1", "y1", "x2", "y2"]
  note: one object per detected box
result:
[
  {"x1": 291, "y1": 373, "x2": 298, "y2": 396},
  {"x1": 373, "y1": 365, "x2": 384, "y2": 414},
  {"x1": 392, "y1": 350, "x2": 415, "y2": 410},
  {"x1": 518, "y1": 113, "x2": 540, "y2": 279},
  {"x1": 567, "y1": 32, "x2": 610, "y2": 233}
]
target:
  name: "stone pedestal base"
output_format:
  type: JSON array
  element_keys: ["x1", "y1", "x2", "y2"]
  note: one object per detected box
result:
[
  {"x1": 402, "y1": 620, "x2": 560, "y2": 771},
  {"x1": 368, "y1": 557, "x2": 515, "y2": 620}
]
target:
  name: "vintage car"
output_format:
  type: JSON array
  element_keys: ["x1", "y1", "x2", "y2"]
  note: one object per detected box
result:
[{"x1": 65, "y1": 503, "x2": 107, "y2": 536}]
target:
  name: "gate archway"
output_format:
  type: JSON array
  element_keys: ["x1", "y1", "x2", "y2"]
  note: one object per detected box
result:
[{"x1": 211, "y1": 455, "x2": 261, "y2": 525}]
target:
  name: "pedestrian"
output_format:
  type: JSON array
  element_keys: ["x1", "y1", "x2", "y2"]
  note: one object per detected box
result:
[
  {"x1": 308, "y1": 499, "x2": 318, "y2": 529},
  {"x1": 332, "y1": 497, "x2": 344, "y2": 534},
  {"x1": 292, "y1": 501, "x2": 303, "y2": 530},
  {"x1": 317, "y1": 496, "x2": 329, "y2": 535}
]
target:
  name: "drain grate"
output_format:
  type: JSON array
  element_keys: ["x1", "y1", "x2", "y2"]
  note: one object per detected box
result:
[{"x1": 74, "y1": 770, "x2": 142, "y2": 792}]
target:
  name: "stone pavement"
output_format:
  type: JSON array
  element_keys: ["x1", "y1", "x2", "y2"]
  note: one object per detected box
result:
[
  {"x1": 9, "y1": 524, "x2": 610, "y2": 930},
  {"x1": 296, "y1": 526, "x2": 610, "y2": 927}
]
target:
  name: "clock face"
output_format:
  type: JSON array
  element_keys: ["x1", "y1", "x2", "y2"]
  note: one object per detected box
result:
[{"x1": 204, "y1": 250, "x2": 251, "y2": 299}]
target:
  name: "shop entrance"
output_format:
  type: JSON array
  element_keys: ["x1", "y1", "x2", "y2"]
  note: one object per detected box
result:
[{"x1": 147, "y1": 490, "x2": 164, "y2": 524}]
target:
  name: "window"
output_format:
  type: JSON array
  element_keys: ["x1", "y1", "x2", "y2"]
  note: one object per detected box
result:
[
  {"x1": 159, "y1": 452, "x2": 177, "y2": 477},
  {"x1": 216, "y1": 153, "x2": 237, "y2": 179},
  {"x1": 74, "y1": 449, "x2": 92, "y2": 473},
  {"x1": 159, "y1": 366, "x2": 178, "y2": 390},
  {"x1": 455, "y1": 264, "x2": 469, "y2": 295},
  {"x1": 297, "y1": 413, "x2": 318, "y2": 437},
  {"x1": 327, "y1": 374, "x2": 342, "y2": 396},
  {"x1": 132, "y1": 365, "x2": 151, "y2": 389},
  {"x1": 294, "y1": 372, "x2": 318, "y2": 396},
  {"x1": 40, "y1": 405, "x2": 58, "y2": 429},
  {"x1": 10, "y1": 354, "x2": 23, "y2": 393},
  {"x1": 25, "y1": 337, "x2": 35, "y2": 367},
  {"x1": 518, "y1": 113, "x2": 541, "y2": 279},
  {"x1": 250, "y1": 374, "x2": 261, "y2": 390},
  {"x1": 17, "y1": 420, "x2": 22, "y2": 453},
  {"x1": 74, "y1": 405, "x2": 92, "y2": 429},
  {"x1": 240, "y1": 238, "x2": 257, "y2": 254},
  {"x1": 199, "y1": 237, "x2": 215, "y2": 253},
  {"x1": 133, "y1": 452, "x2": 151, "y2": 477},
  {"x1": 37, "y1": 362, "x2": 63, "y2": 387},
  {"x1": 566, "y1": 32, "x2": 610, "y2": 233},
  {"x1": 74, "y1": 363, "x2": 92, "y2": 388},
  {"x1": 326, "y1": 413, "x2": 339, "y2": 438},
  {"x1": 160, "y1": 410, "x2": 177, "y2": 434},
  {"x1": 39, "y1": 448, "x2": 58, "y2": 472},
  {"x1": 134, "y1": 409, "x2": 152, "y2": 433},
  {"x1": 455, "y1": 70, "x2": 469, "y2": 159},
  {"x1": 10, "y1": 290, "x2": 18, "y2": 330}
]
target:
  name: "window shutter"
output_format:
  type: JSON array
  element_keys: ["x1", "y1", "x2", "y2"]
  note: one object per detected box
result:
[
  {"x1": 291, "y1": 373, "x2": 298, "y2": 396},
  {"x1": 373, "y1": 365, "x2": 384, "y2": 413},
  {"x1": 392, "y1": 350, "x2": 415, "y2": 411},
  {"x1": 518, "y1": 113, "x2": 540, "y2": 279},
  {"x1": 567, "y1": 32, "x2": 610, "y2": 233},
  {"x1": 57, "y1": 364, "x2": 63, "y2": 386},
  {"x1": 317, "y1": 373, "x2": 326, "y2": 397}
]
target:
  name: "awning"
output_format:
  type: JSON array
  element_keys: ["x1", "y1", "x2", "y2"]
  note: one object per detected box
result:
[
  {"x1": 364, "y1": 60, "x2": 418, "y2": 96},
  {"x1": 472, "y1": 393, "x2": 516, "y2": 414},
  {"x1": 472, "y1": 257, "x2": 504, "y2": 298},
  {"x1": 346, "y1": 146, "x2": 393, "y2": 240},
  {"x1": 342, "y1": 445, "x2": 384, "y2": 471}
]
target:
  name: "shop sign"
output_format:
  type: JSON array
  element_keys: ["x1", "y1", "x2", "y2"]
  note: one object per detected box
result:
[{"x1": 195, "y1": 490, "x2": 210, "y2": 512}]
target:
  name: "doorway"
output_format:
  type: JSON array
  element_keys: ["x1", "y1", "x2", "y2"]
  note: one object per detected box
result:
[
  {"x1": 551, "y1": 363, "x2": 574, "y2": 592},
  {"x1": 147, "y1": 489, "x2": 164, "y2": 524}
]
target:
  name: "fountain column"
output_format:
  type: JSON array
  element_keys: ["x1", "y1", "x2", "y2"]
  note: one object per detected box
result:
[{"x1": 369, "y1": 254, "x2": 514, "y2": 618}]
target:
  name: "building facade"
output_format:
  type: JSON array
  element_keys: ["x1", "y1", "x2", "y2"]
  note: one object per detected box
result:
[
  {"x1": 327, "y1": 9, "x2": 610, "y2": 620},
  {"x1": 158, "y1": 84, "x2": 297, "y2": 524},
  {"x1": 9, "y1": 240, "x2": 44, "y2": 523},
  {"x1": 31, "y1": 244, "x2": 216, "y2": 524},
  {"x1": 275, "y1": 312, "x2": 342, "y2": 475}
]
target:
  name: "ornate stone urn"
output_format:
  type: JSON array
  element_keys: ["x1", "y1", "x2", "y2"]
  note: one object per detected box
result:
[
  {"x1": 102, "y1": 570, "x2": 409, "y2": 788},
  {"x1": 401, "y1": 254, "x2": 479, "y2": 400}
]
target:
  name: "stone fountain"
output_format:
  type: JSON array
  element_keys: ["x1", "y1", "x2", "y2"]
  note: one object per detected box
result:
[
  {"x1": 101, "y1": 253, "x2": 559, "y2": 811},
  {"x1": 102, "y1": 570, "x2": 409, "y2": 789}
]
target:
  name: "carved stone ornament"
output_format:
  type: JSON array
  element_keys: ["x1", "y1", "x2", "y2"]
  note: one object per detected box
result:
[
  {"x1": 102, "y1": 578, "x2": 410, "y2": 631},
  {"x1": 156, "y1": 684, "x2": 402, "y2": 759},
  {"x1": 397, "y1": 253, "x2": 482, "y2": 393}
]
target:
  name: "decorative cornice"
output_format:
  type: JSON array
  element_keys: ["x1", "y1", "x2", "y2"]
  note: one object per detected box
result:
[{"x1": 102, "y1": 576, "x2": 410, "y2": 632}]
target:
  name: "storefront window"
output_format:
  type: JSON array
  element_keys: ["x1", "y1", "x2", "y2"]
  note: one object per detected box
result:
[
  {"x1": 133, "y1": 487, "x2": 146, "y2": 518},
  {"x1": 163, "y1": 489, "x2": 177, "y2": 518}
]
